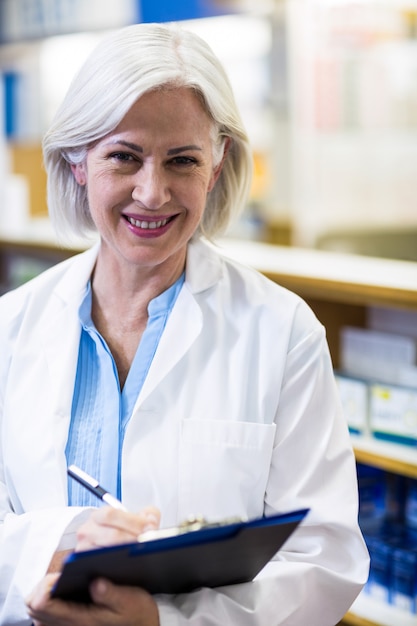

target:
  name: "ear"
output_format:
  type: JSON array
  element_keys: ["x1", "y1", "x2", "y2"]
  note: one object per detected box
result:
[
  {"x1": 208, "y1": 137, "x2": 231, "y2": 192},
  {"x1": 70, "y1": 162, "x2": 87, "y2": 186}
]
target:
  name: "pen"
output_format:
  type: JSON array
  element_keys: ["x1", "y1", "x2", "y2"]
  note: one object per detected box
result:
[{"x1": 67, "y1": 464, "x2": 128, "y2": 511}]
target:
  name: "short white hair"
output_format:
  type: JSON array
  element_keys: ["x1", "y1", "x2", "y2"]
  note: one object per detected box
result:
[{"x1": 43, "y1": 22, "x2": 253, "y2": 240}]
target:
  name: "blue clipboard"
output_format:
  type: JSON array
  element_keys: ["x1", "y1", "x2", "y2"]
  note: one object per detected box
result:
[{"x1": 52, "y1": 508, "x2": 309, "y2": 603}]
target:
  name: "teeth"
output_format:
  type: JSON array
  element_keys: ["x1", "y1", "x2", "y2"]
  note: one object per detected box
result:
[{"x1": 126, "y1": 217, "x2": 169, "y2": 229}]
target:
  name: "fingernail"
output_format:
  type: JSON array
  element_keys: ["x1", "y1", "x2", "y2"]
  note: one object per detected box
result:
[
  {"x1": 145, "y1": 512, "x2": 159, "y2": 527},
  {"x1": 93, "y1": 579, "x2": 108, "y2": 596}
]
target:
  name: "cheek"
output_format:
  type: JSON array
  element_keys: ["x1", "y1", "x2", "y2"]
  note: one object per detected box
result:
[
  {"x1": 180, "y1": 173, "x2": 213, "y2": 207},
  {"x1": 88, "y1": 174, "x2": 123, "y2": 206},
  {"x1": 183, "y1": 188, "x2": 208, "y2": 222}
]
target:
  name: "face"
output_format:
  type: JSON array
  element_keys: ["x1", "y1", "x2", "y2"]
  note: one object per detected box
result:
[{"x1": 71, "y1": 87, "x2": 226, "y2": 278}]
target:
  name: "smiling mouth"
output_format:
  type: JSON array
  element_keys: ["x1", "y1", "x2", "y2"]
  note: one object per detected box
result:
[{"x1": 125, "y1": 216, "x2": 172, "y2": 230}]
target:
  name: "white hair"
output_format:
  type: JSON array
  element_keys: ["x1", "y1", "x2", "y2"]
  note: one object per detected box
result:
[{"x1": 43, "y1": 22, "x2": 253, "y2": 240}]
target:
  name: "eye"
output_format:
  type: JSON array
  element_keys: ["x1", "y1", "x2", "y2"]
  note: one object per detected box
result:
[
  {"x1": 109, "y1": 152, "x2": 137, "y2": 163},
  {"x1": 170, "y1": 156, "x2": 197, "y2": 166}
]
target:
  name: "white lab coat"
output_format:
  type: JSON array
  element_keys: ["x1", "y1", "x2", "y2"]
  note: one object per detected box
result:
[{"x1": 0, "y1": 237, "x2": 369, "y2": 625}]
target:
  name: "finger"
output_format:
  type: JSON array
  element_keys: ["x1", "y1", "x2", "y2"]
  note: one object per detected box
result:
[
  {"x1": 28, "y1": 588, "x2": 102, "y2": 626},
  {"x1": 76, "y1": 506, "x2": 160, "y2": 550},
  {"x1": 93, "y1": 505, "x2": 160, "y2": 533},
  {"x1": 28, "y1": 599, "x2": 91, "y2": 626},
  {"x1": 89, "y1": 578, "x2": 159, "y2": 624},
  {"x1": 26, "y1": 573, "x2": 60, "y2": 611}
]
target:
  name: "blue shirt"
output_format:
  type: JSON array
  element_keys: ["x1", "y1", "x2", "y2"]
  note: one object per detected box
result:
[{"x1": 66, "y1": 274, "x2": 184, "y2": 506}]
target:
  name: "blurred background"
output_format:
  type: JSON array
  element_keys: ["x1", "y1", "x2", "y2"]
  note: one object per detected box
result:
[{"x1": 1, "y1": 0, "x2": 417, "y2": 261}]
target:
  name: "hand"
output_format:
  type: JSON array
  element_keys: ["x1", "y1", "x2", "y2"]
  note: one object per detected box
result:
[
  {"x1": 26, "y1": 574, "x2": 160, "y2": 626},
  {"x1": 75, "y1": 505, "x2": 160, "y2": 551},
  {"x1": 47, "y1": 549, "x2": 73, "y2": 574}
]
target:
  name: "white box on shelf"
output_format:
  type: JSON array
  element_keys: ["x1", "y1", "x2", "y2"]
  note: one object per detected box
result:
[
  {"x1": 340, "y1": 326, "x2": 416, "y2": 385},
  {"x1": 369, "y1": 383, "x2": 417, "y2": 446},
  {"x1": 368, "y1": 306, "x2": 417, "y2": 341},
  {"x1": 335, "y1": 373, "x2": 368, "y2": 435}
]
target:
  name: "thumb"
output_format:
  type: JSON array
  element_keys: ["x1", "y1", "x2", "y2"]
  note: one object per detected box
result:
[
  {"x1": 89, "y1": 578, "x2": 159, "y2": 624},
  {"x1": 89, "y1": 578, "x2": 141, "y2": 610},
  {"x1": 89, "y1": 578, "x2": 118, "y2": 608}
]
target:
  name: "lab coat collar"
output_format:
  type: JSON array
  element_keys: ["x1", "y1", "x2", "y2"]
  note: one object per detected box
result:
[
  {"x1": 42, "y1": 242, "x2": 100, "y2": 421},
  {"x1": 185, "y1": 238, "x2": 224, "y2": 294},
  {"x1": 53, "y1": 241, "x2": 100, "y2": 303},
  {"x1": 53, "y1": 237, "x2": 224, "y2": 298}
]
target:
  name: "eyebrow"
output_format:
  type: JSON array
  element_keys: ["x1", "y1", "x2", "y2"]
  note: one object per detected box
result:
[
  {"x1": 167, "y1": 145, "x2": 202, "y2": 155},
  {"x1": 107, "y1": 140, "x2": 202, "y2": 155}
]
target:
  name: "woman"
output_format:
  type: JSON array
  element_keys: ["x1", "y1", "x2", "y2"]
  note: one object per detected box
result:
[{"x1": 0, "y1": 23, "x2": 368, "y2": 625}]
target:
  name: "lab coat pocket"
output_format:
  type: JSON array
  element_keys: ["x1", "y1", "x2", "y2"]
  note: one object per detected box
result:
[{"x1": 178, "y1": 419, "x2": 276, "y2": 522}]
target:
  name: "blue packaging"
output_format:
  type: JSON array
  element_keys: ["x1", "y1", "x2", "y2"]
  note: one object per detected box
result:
[
  {"x1": 385, "y1": 472, "x2": 407, "y2": 524},
  {"x1": 405, "y1": 479, "x2": 417, "y2": 544},
  {"x1": 390, "y1": 547, "x2": 417, "y2": 614},
  {"x1": 365, "y1": 535, "x2": 392, "y2": 603},
  {"x1": 357, "y1": 464, "x2": 386, "y2": 534}
]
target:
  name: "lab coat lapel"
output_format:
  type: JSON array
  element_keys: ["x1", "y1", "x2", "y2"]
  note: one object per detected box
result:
[
  {"x1": 133, "y1": 238, "x2": 223, "y2": 407},
  {"x1": 42, "y1": 245, "x2": 99, "y2": 421},
  {"x1": 42, "y1": 301, "x2": 82, "y2": 432},
  {"x1": 32, "y1": 246, "x2": 98, "y2": 502},
  {"x1": 135, "y1": 286, "x2": 202, "y2": 406}
]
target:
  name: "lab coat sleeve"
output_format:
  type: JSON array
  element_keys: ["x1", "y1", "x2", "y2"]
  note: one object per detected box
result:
[
  {"x1": 155, "y1": 323, "x2": 369, "y2": 626},
  {"x1": 0, "y1": 504, "x2": 91, "y2": 623},
  {"x1": 0, "y1": 289, "x2": 92, "y2": 624}
]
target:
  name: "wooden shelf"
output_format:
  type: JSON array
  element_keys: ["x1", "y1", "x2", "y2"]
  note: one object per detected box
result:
[
  {"x1": 343, "y1": 593, "x2": 417, "y2": 626},
  {"x1": 217, "y1": 238, "x2": 417, "y2": 309},
  {"x1": 352, "y1": 436, "x2": 417, "y2": 479},
  {"x1": 341, "y1": 614, "x2": 378, "y2": 626},
  {"x1": 0, "y1": 233, "x2": 90, "y2": 292}
]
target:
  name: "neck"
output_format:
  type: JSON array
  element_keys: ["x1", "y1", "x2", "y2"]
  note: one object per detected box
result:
[{"x1": 90, "y1": 247, "x2": 186, "y2": 328}]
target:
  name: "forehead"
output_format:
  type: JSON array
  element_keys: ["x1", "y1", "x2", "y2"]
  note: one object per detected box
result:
[{"x1": 113, "y1": 87, "x2": 213, "y2": 138}]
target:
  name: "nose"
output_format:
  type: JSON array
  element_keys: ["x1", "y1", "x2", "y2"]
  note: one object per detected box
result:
[{"x1": 131, "y1": 164, "x2": 171, "y2": 210}]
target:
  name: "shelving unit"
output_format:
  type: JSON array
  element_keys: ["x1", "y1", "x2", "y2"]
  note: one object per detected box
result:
[
  {"x1": 0, "y1": 235, "x2": 84, "y2": 293},
  {"x1": 286, "y1": 1, "x2": 417, "y2": 250},
  {"x1": 0, "y1": 234, "x2": 416, "y2": 625}
]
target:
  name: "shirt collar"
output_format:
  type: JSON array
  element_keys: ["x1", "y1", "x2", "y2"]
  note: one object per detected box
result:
[{"x1": 78, "y1": 273, "x2": 185, "y2": 330}]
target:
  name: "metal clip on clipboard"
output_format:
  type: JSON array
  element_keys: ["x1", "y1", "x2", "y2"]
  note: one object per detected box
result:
[{"x1": 138, "y1": 514, "x2": 247, "y2": 542}]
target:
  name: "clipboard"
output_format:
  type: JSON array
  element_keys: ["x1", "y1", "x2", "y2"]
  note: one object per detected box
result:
[{"x1": 52, "y1": 508, "x2": 309, "y2": 603}]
